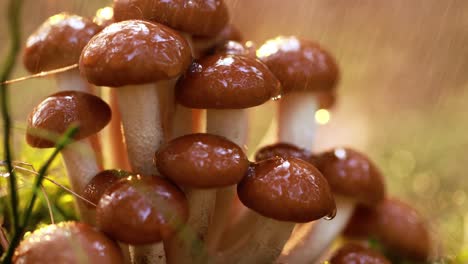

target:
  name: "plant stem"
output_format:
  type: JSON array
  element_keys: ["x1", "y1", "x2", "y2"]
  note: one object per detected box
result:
[
  {"x1": 1, "y1": 126, "x2": 78, "y2": 264},
  {"x1": 0, "y1": 0, "x2": 23, "y2": 234}
]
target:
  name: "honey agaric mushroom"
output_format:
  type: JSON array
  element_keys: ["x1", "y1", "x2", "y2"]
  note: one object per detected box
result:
[
  {"x1": 280, "y1": 147, "x2": 386, "y2": 263},
  {"x1": 155, "y1": 133, "x2": 249, "y2": 261},
  {"x1": 176, "y1": 53, "x2": 281, "y2": 249},
  {"x1": 255, "y1": 142, "x2": 312, "y2": 162},
  {"x1": 26, "y1": 91, "x2": 111, "y2": 224},
  {"x1": 13, "y1": 222, "x2": 123, "y2": 264},
  {"x1": 82, "y1": 169, "x2": 131, "y2": 208},
  {"x1": 79, "y1": 20, "x2": 191, "y2": 176},
  {"x1": 96, "y1": 175, "x2": 189, "y2": 264},
  {"x1": 257, "y1": 36, "x2": 339, "y2": 150},
  {"x1": 344, "y1": 198, "x2": 432, "y2": 262},
  {"x1": 219, "y1": 157, "x2": 335, "y2": 263},
  {"x1": 329, "y1": 243, "x2": 391, "y2": 264}
]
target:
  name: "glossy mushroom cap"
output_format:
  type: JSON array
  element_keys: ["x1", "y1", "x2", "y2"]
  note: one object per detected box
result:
[
  {"x1": 214, "y1": 41, "x2": 257, "y2": 57},
  {"x1": 254, "y1": 142, "x2": 311, "y2": 162},
  {"x1": 96, "y1": 175, "x2": 189, "y2": 245},
  {"x1": 344, "y1": 198, "x2": 432, "y2": 261},
  {"x1": 317, "y1": 90, "x2": 337, "y2": 110},
  {"x1": 113, "y1": 0, "x2": 229, "y2": 37},
  {"x1": 257, "y1": 36, "x2": 339, "y2": 93},
  {"x1": 23, "y1": 13, "x2": 100, "y2": 73},
  {"x1": 156, "y1": 133, "x2": 249, "y2": 188},
  {"x1": 79, "y1": 20, "x2": 191, "y2": 87},
  {"x1": 13, "y1": 222, "x2": 123, "y2": 264},
  {"x1": 329, "y1": 243, "x2": 391, "y2": 264},
  {"x1": 94, "y1": 6, "x2": 115, "y2": 28},
  {"x1": 82, "y1": 169, "x2": 131, "y2": 208},
  {"x1": 26, "y1": 91, "x2": 111, "y2": 148},
  {"x1": 315, "y1": 148, "x2": 385, "y2": 206},
  {"x1": 176, "y1": 54, "x2": 281, "y2": 109},
  {"x1": 237, "y1": 157, "x2": 336, "y2": 222}
]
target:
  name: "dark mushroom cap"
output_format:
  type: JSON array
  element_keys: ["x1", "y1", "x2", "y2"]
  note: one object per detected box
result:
[
  {"x1": 315, "y1": 148, "x2": 385, "y2": 206},
  {"x1": 214, "y1": 41, "x2": 257, "y2": 57},
  {"x1": 257, "y1": 36, "x2": 339, "y2": 93},
  {"x1": 23, "y1": 13, "x2": 101, "y2": 73},
  {"x1": 344, "y1": 198, "x2": 432, "y2": 261},
  {"x1": 176, "y1": 54, "x2": 281, "y2": 109},
  {"x1": 329, "y1": 243, "x2": 391, "y2": 264},
  {"x1": 237, "y1": 157, "x2": 335, "y2": 222},
  {"x1": 13, "y1": 222, "x2": 123, "y2": 264},
  {"x1": 82, "y1": 169, "x2": 132, "y2": 208},
  {"x1": 26, "y1": 91, "x2": 111, "y2": 148},
  {"x1": 113, "y1": 0, "x2": 229, "y2": 37},
  {"x1": 317, "y1": 90, "x2": 337, "y2": 110},
  {"x1": 156, "y1": 133, "x2": 249, "y2": 188},
  {"x1": 94, "y1": 7, "x2": 115, "y2": 28},
  {"x1": 96, "y1": 175, "x2": 188, "y2": 245},
  {"x1": 80, "y1": 20, "x2": 191, "y2": 87},
  {"x1": 255, "y1": 142, "x2": 312, "y2": 162}
]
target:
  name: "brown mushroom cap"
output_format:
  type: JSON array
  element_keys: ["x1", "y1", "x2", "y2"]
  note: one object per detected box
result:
[
  {"x1": 82, "y1": 169, "x2": 132, "y2": 208},
  {"x1": 329, "y1": 243, "x2": 391, "y2": 264},
  {"x1": 23, "y1": 13, "x2": 100, "y2": 73},
  {"x1": 214, "y1": 41, "x2": 257, "y2": 57},
  {"x1": 96, "y1": 175, "x2": 188, "y2": 245},
  {"x1": 344, "y1": 198, "x2": 432, "y2": 261},
  {"x1": 113, "y1": 0, "x2": 229, "y2": 37},
  {"x1": 254, "y1": 142, "x2": 312, "y2": 162},
  {"x1": 317, "y1": 90, "x2": 337, "y2": 110},
  {"x1": 257, "y1": 36, "x2": 339, "y2": 93},
  {"x1": 26, "y1": 91, "x2": 111, "y2": 148},
  {"x1": 315, "y1": 148, "x2": 385, "y2": 206},
  {"x1": 13, "y1": 222, "x2": 123, "y2": 264},
  {"x1": 156, "y1": 133, "x2": 249, "y2": 188},
  {"x1": 176, "y1": 54, "x2": 281, "y2": 109},
  {"x1": 79, "y1": 20, "x2": 191, "y2": 87},
  {"x1": 237, "y1": 157, "x2": 336, "y2": 222}
]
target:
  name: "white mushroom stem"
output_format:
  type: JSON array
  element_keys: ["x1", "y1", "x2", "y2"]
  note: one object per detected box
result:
[
  {"x1": 278, "y1": 92, "x2": 317, "y2": 151},
  {"x1": 217, "y1": 212, "x2": 295, "y2": 264},
  {"x1": 116, "y1": 81, "x2": 174, "y2": 176},
  {"x1": 171, "y1": 105, "x2": 196, "y2": 139},
  {"x1": 129, "y1": 244, "x2": 166, "y2": 264},
  {"x1": 278, "y1": 195, "x2": 356, "y2": 264},
  {"x1": 60, "y1": 138, "x2": 99, "y2": 224},
  {"x1": 55, "y1": 68, "x2": 92, "y2": 93},
  {"x1": 165, "y1": 189, "x2": 216, "y2": 264},
  {"x1": 204, "y1": 109, "x2": 248, "y2": 251}
]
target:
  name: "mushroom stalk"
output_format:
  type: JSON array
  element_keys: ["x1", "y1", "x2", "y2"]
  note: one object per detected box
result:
[
  {"x1": 172, "y1": 105, "x2": 196, "y2": 138},
  {"x1": 116, "y1": 81, "x2": 174, "y2": 175},
  {"x1": 205, "y1": 109, "x2": 248, "y2": 250},
  {"x1": 60, "y1": 139, "x2": 100, "y2": 224},
  {"x1": 278, "y1": 92, "x2": 317, "y2": 150},
  {"x1": 278, "y1": 195, "x2": 355, "y2": 264},
  {"x1": 218, "y1": 212, "x2": 295, "y2": 264},
  {"x1": 55, "y1": 68, "x2": 92, "y2": 93},
  {"x1": 165, "y1": 189, "x2": 216, "y2": 264},
  {"x1": 129, "y1": 243, "x2": 166, "y2": 264}
]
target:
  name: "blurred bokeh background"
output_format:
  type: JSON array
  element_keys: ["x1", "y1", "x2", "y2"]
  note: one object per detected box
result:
[{"x1": 1, "y1": 0, "x2": 467, "y2": 261}]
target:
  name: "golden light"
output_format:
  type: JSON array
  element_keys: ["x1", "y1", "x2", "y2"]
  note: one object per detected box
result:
[
  {"x1": 94, "y1": 7, "x2": 114, "y2": 26},
  {"x1": 315, "y1": 109, "x2": 331, "y2": 124}
]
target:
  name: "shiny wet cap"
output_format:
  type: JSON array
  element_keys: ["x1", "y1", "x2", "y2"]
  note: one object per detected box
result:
[
  {"x1": 315, "y1": 148, "x2": 385, "y2": 206},
  {"x1": 82, "y1": 169, "x2": 132, "y2": 208},
  {"x1": 13, "y1": 222, "x2": 123, "y2": 264},
  {"x1": 329, "y1": 243, "x2": 391, "y2": 264},
  {"x1": 257, "y1": 36, "x2": 339, "y2": 93},
  {"x1": 113, "y1": 0, "x2": 229, "y2": 37},
  {"x1": 176, "y1": 54, "x2": 281, "y2": 109},
  {"x1": 23, "y1": 13, "x2": 101, "y2": 73},
  {"x1": 156, "y1": 133, "x2": 249, "y2": 188},
  {"x1": 26, "y1": 91, "x2": 111, "y2": 148},
  {"x1": 237, "y1": 157, "x2": 336, "y2": 222},
  {"x1": 80, "y1": 20, "x2": 191, "y2": 87},
  {"x1": 214, "y1": 41, "x2": 257, "y2": 57},
  {"x1": 254, "y1": 142, "x2": 311, "y2": 162},
  {"x1": 96, "y1": 175, "x2": 189, "y2": 244}
]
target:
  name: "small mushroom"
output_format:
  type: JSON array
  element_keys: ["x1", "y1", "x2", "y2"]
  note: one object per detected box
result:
[
  {"x1": 82, "y1": 169, "x2": 131, "y2": 208},
  {"x1": 344, "y1": 198, "x2": 432, "y2": 262},
  {"x1": 255, "y1": 142, "x2": 312, "y2": 162},
  {"x1": 329, "y1": 243, "x2": 391, "y2": 264},
  {"x1": 96, "y1": 175, "x2": 189, "y2": 263},
  {"x1": 155, "y1": 133, "x2": 249, "y2": 262},
  {"x1": 13, "y1": 222, "x2": 123, "y2": 264},
  {"x1": 26, "y1": 91, "x2": 111, "y2": 224},
  {"x1": 257, "y1": 36, "x2": 339, "y2": 150},
  {"x1": 279, "y1": 147, "x2": 386, "y2": 263},
  {"x1": 80, "y1": 20, "x2": 191, "y2": 176},
  {"x1": 219, "y1": 157, "x2": 335, "y2": 263}
]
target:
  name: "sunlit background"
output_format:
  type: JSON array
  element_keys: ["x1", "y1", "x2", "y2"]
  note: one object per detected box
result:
[{"x1": 1, "y1": 0, "x2": 468, "y2": 260}]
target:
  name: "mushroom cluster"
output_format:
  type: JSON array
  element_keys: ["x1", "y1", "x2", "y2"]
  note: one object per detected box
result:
[{"x1": 10, "y1": 1, "x2": 435, "y2": 264}]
